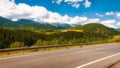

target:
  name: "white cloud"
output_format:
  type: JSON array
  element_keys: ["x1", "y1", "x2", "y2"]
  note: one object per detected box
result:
[
  {"x1": 115, "y1": 22, "x2": 120, "y2": 28},
  {"x1": 0, "y1": 0, "x2": 15, "y2": 17},
  {"x1": 106, "y1": 12, "x2": 114, "y2": 16},
  {"x1": 41, "y1": 13, "x2": 88, "y2": 25},
  {"x1": 82, "y1": 18, "x2": 100, "y2": 25},
  {"x1": 105, "y1": 11, "x2": 120, "y2": 19},
  {"x1": 64, "y1": 0, "x2": 83, "y2": 3},
  {"x1": 31, "y1": 6, "x2": 48, "y2": 18},
  {"x1": 100, "y1": 20, "x2": 117, "y2": 28},
  {"x1": 96, "y1": 13, "x2": 104, "y2": 17},
  {"x1": 88, "y1": 18, "x2": 100, "y2": 23},
  {"x1": 72, "y1": 3, "x2": 80, "y2": 8},
  {"x1": 116, "y1": 12, "x2": 120, "y2": 19},
  {"x1": 12, "y1": 18, "x2": 18, "y2": 21},
  {"x1": 52, "y1": 0, "x2": 62, "y2": 4},
  {"x1": 0, "y1": 1, "x2": 49, "y2": 20},
  {"x1": 52, "y1": 0, "x2": 92, "y2": 8},
  {"x1": 64, "y1": 0, "x2": 83, "y2": 8},
  {"x1": 69, "y1": 16, "x2": 88, "y2": 24},
  {"x1": 41, "y1": 12, "x2": 63, "y2": 23},
  {"x1": 0, "y1": 0, "x2": 89, "y2": 25},
  {"x1": 0, "y1": 0, "x2": 49, "y2": 20},
  {"x1": 84, "y1": 0, "x2": 92, "y2": 8}
]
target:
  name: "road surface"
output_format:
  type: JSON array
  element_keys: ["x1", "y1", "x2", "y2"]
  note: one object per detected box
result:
[
  {"x1": 0, "y1": 43, "x2": 120, "y2": 68},
  {"x1": 109, "y1": 60, "x2": 120, "y2": 68}
]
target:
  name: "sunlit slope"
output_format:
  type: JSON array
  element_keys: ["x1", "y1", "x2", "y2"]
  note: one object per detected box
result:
[{"x1": 68, "y1": 23, "x2": 118, "y2": 35}]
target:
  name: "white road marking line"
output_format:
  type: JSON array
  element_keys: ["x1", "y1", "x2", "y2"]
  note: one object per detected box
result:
[{"x1": 76, "y1": 53, "x2": 120, "y2": 68}]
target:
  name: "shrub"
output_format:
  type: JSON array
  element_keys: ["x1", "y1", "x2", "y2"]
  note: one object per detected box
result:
[{"x1": 9, "y1": 41, "x2": 25, "y2": 48}]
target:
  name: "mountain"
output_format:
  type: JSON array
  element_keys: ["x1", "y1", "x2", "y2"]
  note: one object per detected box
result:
[
  {"x1": 0, "y1": 17, "x2": 16, "y2": 27},
  {"x1": 0, "y1": 17, "x2": 58, "y2": 29},
  {"x1": 14, "y1": 19, "x2": 58, "y2": 29},
  {"x1": 69, "y1": 23, "x2": 119, "y2": 35},
  {"x1": 51, "y1": 23, "x2": 71, "y2": 29},
  {"x1": 116, "y1": 28, "x2": 120, "y2": 32}
]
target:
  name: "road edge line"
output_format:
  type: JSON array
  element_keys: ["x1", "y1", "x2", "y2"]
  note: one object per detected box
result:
[{"x1": 76, "y1": 53, "x2": 120, "y2": 68}]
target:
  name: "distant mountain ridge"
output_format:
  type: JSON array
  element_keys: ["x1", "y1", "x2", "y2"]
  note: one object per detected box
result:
[
  {"x1": 51, "y1": 23, "x2": 71, "y2": 29},
  {"x1": 0, "y1": 16, "x2": 119, "y2": 32},
  {"x1": 0, "y1": 17, "x2": 58, "y2": 29}
]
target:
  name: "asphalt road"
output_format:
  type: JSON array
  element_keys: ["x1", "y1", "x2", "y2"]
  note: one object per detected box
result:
[{"x1": 0, "y1": 43, "x2": 120, "y2": 68}]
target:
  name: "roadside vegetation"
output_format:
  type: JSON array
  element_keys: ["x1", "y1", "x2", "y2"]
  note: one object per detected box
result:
[{"x1": 0, "y1": 23, "x2": 120, "y2": 49}]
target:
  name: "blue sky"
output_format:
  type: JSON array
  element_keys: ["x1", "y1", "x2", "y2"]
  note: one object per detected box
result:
[
  {"x1": 15, "y1": 0, "x2": 120, "y2": 17},
  {"x1": 0, "y1": 0, "x2": 120, "y2": 28}
]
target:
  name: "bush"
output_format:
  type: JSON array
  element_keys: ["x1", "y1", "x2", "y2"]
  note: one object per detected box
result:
[
  {"x1": 9, "y1": 41, "x2": 25, "y2": 48},
  {"x1": 33, "y1": 39, "x2": 43, "y2": 46}
]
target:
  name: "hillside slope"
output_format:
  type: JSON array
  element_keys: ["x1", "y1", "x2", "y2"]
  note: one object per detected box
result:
[{"x1": 69, "y1": 23, "x2": 118, "y2": 35}]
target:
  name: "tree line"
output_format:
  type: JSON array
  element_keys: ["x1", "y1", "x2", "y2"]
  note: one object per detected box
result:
[{"x1": 0, "y1": 28, "x2": 117, "y2": 49}]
